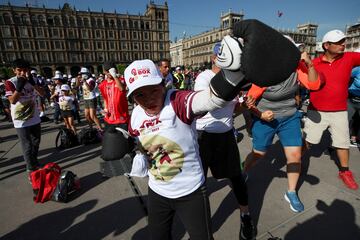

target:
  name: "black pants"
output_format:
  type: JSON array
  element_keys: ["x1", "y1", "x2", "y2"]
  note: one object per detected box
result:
[
  {"x1": 198, "y1": 129, "x2": 248, "y2": 206},
  {"x1": 15, "y1": 123, "x2": 41, "y2": 171},
  {"x1": 53, "y1": 103, "x2": 61, "y2": 121},
  {"x1": 148, "y1": 185, "x2": 213, "y2": 240}
]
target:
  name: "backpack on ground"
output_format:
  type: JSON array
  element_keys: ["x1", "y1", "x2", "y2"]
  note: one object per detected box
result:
[
  {"x1": 78, "y1": 127, "x2": 101, "y2": 145},
  {"x1": 30, "y1": 162, "x2": 61, "y2": 203},
  {"x1": 55, "y1": 127, "x2": 78, "y2": 149},
  {"x1": 52, "y1": 170, "x2": 80, "y2": 203}
]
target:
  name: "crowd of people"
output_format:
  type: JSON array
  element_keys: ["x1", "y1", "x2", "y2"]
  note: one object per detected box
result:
[{"x1": 1, "y1": 21, "x2": 360, "y2": 240}]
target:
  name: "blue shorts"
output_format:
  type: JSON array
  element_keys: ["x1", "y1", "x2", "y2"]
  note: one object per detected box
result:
[{"x1": 252, "y1": 111, "x2": 302, "y2": 152}]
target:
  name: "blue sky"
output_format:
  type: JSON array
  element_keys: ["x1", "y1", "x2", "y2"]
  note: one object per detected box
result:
[{"x1": 3, "y1": 0, "x2": 360, "y2": 41}]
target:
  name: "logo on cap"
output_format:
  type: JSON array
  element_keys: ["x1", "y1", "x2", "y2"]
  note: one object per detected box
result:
[{"x1": 129, "y1": 67, "x2": 151, "y2": 84}]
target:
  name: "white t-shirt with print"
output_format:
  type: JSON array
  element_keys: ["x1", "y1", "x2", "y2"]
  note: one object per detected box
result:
[
  {"x1": 5, "y1": 77, "x2": 40, "y2": 128},
  {"x1": 194, "y1": 69, "x2": 238, "y2": 133},
  {"x1": 129, "y1": 89, "x2": 204, "y2": 199}
]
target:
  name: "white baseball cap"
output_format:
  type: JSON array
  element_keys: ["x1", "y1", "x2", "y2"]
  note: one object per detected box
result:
[
  {"x1": 175, "y1": 66, "x2": 181, "y2": 71},
  {"x1": 322, "y1": 30, "x2": 346, "y2": 43},
  {"x1": 61, "y1": 84, "x2": 70, "y2": 91},
  {"x1": 30, "y1": 70, "x2": 37, "y2": 74},
  {"x1": 124, "y1": 59, "x2": 163, "y2": 97},
  {"x1": 53, "y1": 74, "x2": 63, "y2": 80},
  {"x1": 79, "y1": 67, "x2": 89, "y2": 74}
]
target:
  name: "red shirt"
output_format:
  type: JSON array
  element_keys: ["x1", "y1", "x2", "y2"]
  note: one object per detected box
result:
[
  {"x1": 98, "y1": 80, "x2": 129, "y2": 124},
  {"x1": 309, "y1": 52, "x2": 360, "y2": 111}
]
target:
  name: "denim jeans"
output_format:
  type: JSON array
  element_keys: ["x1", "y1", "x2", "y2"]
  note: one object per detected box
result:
[{"x1": 15, "y1": 123, "x2": 41, "y2": 171}]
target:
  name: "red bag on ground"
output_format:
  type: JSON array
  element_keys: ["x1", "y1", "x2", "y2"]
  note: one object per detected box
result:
[{"x1": 30, "y1": 163, "x2": 61, "y2": 203}]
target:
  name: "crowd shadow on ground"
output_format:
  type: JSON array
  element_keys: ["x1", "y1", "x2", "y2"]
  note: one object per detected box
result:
[
  {"x1": 284, "y1": 199, "x2": 360, "y2": 239},
  {"x1": 0, "y1": 142, "x2": 102, "y2": 181},
  {"x1": 1, "y1": 196, "x2": 147, "y2": 240}
]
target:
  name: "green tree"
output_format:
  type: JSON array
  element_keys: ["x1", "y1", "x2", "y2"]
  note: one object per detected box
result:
[{"x1": 116, "y1": 64, "x2": 127, "y2": 75}]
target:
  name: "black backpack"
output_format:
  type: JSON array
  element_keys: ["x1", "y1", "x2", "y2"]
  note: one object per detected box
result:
[
  {"x1": 77, "y1": 127, "x2": 101, "y2": 145},
  {"x1": 55, "y1": 127, "x2": 78, "y2": 149},
  {"x1": 52, "y1": 170, "x2": 80, "y2": 202}
]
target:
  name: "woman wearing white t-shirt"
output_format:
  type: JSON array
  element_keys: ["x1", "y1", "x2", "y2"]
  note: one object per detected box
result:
[{"x1": 58, "y1": 84, "x2": 76, "y2": 134}]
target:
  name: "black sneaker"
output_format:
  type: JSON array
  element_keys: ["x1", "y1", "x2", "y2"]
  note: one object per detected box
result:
[
  {"x1": 240, "y1": 214, "x2": 257, "y2": 240},
  {"x1": 350, "y1": 139, "x2": 358, "y2": 147}
]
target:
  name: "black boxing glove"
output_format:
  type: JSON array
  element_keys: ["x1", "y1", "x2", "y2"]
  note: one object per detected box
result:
[
  {"x1": 28, "y1": 74, "x2": 36, "y2": 86},
  {"x1": 232, "y1": 19, "x2": 300, "y2": 87},
  {"x1": 15, "y1": 77, "x2": 27, "y2": 92}
]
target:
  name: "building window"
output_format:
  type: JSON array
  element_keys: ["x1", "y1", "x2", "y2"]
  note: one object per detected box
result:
[
  {"x1": 83, "y1": 42, "x2": 89, "y2": 49},
  {"x1": 3, "y1": 13, "x2": 12, "y2": 25},
  {"x1": 96, "y1": 30, "x2": 102, "y2": 38},
  {"x1": 97, "y1": 52, "x2": 104, "y2": 62},
  {"x1": 108, "y1": 30, "x2": 114, "y2": 38},
  {"x1": 19, "y1": 27, "x2": 28, "y2": 37},
  {"x1": 6, "y1": 53, "x2": 16, "y2": 62},
  {"x1": 110, "y1": 19, "x2": 115, "y2": 28},
  {"x1": 30, "y1": 15, "x2": 37, "y2": 25},
  {"x1": 54, "y1": 41, "x2": 62, "y2": 49},
  {"x1": 36, "y1": 28, "x2": 44, "y2": 37},
  {"x1": 4, "y1": 40, "x2": 13, "y2": 49},
  {"x1": 134, "y1": 21, "x2": 138, "y2": 29},
  {"x1": 121, "y1": 31, "x2": 126, "y2": 38},
  {"x1": 159, "y1": 42, "x2": 164, "y2": 50},
  {"x1": 1, "y1": 27, "x2": 11, "y2": 37},
  {"x1": 144, "y1": 32, "x2": 149, "y2": 40},
  {"x1": 144, "y1": 42, "x2": 149, "y2": 50},
  {"x1": 54, "y1": 16, "x2": 61, "y2": 26},
  {"x1": 69, "y1": 17, "x2": 76, "y2": 27},
  {"x1": 38, "y1": 15, "x2": 45, "y2": 25},
  {"x1": 133, "y1": 43, "x2": 138, "y2": 50},
  {"x1": 52, "y1": 29, "x2": 59, "y2": 37},
  {"x1": 158, "y1": 22, "x2": 163, "y2": 30},
  {"x1": 82, "y1": 29, "x2": 88, "y2": 38},
  {"x1": 141, "y1": 21, "x2": 144, "y2": 30},
  {"x1": 23, "y1": 52, "x2": 33, "y2": 62},
  {"x1": 22, "y1": 40, "x2": 31, "y2": 50},
  {"x1": 121, "y1": 42, "x2": 127, "y2": 49},
  {"x1": 70, "y1": 53, "x2": 78, "y2": 62},
  {"x1": 47, "y1": 16, "x2": 54, "y2": 26},
  {"x1": 68, "y1": 29, "x2": 75, "y2": 38},
  {"x1": 159, "y1": 33, "x2": 163, "y2": 40},
  {"x1": 21, "y1": 14, "x2": 30, "y2": 25},
  {"x1": 146, "y1": 22, "x2": 150, "y2": 30},
  {"x1": 70, "y1": 41, "x2": 77, "y2": 51},
  {"x1": 97, "y1": 19, "x2": 103, "y2": 27},
  {"x1": 109, "y1": 41, "x2": 115, "y2": 50},
  {"x1": 54, "y1": 53, "x2": 64, "y2": 62},
  {"x1": 97, "y1": 42, "x2": 102, "y2": 49},
  {"x1": 85, "y1": 52, "x2": 92, "y2": 62},
  {"x1": 84, "y1": 18, "x2": 90, "y2": 27},
  {"x1": 13, "y1": 14, "x2": 21, "y2": 24},
  {"x1": 39, "y1": 52, "x2": 48, "y2": 62},
  {"x1": 133, "y1": 31, "x2": 137, "y2": 39},
  {"x1": 38, "y1": 41, "x2": 46, "y2": 49}
]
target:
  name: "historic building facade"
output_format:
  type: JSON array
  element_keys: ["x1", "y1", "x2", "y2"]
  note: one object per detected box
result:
[
  {"x1": 170, "y1": 10, "x2": 318, "y2": 69},
  {"x1": 346, "y1": 22, "x2": 360, "y2": 52},
  {"x1": 0, "y1": 2, "x2": 170, "y2": 77}
]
